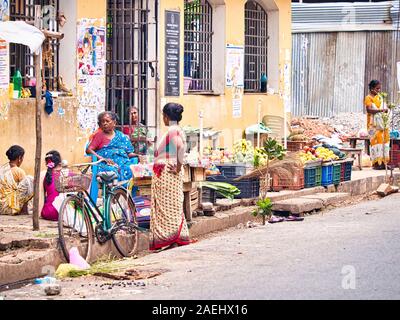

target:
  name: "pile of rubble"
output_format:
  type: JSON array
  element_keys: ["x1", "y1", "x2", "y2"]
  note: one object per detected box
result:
[
  {"x1": 290, "y1": 112, "x2": 366, "y2": 140},
  {"x1": 325, "y1": 112, "x2": 366, "y2": 138},
  {"x1": 290, "y1": 117, "x2": 335, "y2": 139}
]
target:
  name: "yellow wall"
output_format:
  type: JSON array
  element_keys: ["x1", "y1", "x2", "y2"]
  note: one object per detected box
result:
[
  {"x1": 0, "y1": 0, "x2": 108, "y2": 173},
  {"x1": 0, "y1": 0, "x2": 292, "y2": 173},
  {"x1": 77, "y1": 0, "x2": 106, "y2": 19},
  {"x1": 0, "y1": 98, "x2": 88, "y2": 175},
  {"x1": 159, "y1": 0, "x2": 292, "y2": 149}
]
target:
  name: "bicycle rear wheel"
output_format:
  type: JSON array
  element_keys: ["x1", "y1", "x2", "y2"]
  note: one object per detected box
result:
[
  {"x1": 58, "y1": 195, "x2": 94, "y2": 262},
  {"x1": 108, "y1": 188, "x2": 138, "y2": 257}
]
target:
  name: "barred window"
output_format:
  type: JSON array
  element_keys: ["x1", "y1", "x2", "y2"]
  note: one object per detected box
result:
[
  {"x1": 106, "y1": 0, "x2": 158, "y2": 129},
  {"x1": 244, "y1": 0, "x2": 268, "y2": 92},
  {"x1": 9, "y1": 0, "x2": 60, "y2": 91},
  {"x1": 184, "y1": 0, "x2": 213, "y2": 92}
]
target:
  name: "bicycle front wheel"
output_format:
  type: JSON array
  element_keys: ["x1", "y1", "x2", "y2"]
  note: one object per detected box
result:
[
  {"x1": 58, "y1": 195, "x2": 94, "y2": 262},
  {"x1": 108, "y1": 188, "x2": 139, "y2": 257}
]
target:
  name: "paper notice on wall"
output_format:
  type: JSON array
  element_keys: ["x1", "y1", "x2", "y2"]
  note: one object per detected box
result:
[
  {"x1": 0, "y1": 40, "x2": 8, "y2": 88},
  {"x1": 0, "y1": 0, "x2": 10, "y2": 120},
  {"x1": 232, "y1": 98, "x2": 242, "y2": 118},
  {"x1": 226, "y1": 45, "x2": 244, "y2": 88},
  {"x1": 0, "y1": 0, "x2": 10, "y2": 89},
  {"x1": 232, "y1": 86, "x2": 243, "y2": 118}
]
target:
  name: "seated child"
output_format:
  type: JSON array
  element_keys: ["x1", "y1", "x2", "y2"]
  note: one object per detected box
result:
[{"x1": 41, "y1": 150, "x2": 65, "y2": 221}]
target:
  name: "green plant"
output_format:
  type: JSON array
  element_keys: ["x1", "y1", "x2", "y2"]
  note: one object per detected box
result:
[
  {"x1": 258, "y1": 138, "x2": 286, "y2": 198},
  {"x1": 252, "y1": 198, "x2": 273, "y2": 225},
  {"x1": 379, "y1": 92, "x2": 393, "y2": 183}
]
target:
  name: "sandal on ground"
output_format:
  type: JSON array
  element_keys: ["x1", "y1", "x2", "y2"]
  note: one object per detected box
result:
[
  {"x1": 268, "y1": 216, "x2": 284, "y2": 224},
  {"x1": 285, "y1": 215, "x2": 304, "y2": 222}
]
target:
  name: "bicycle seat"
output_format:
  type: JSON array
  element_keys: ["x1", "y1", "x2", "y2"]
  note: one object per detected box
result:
[{"x1": 97, "y1": 171, "x2": 118, "y2": 183}]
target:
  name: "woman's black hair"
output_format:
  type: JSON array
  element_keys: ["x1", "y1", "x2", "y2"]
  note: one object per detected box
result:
[
  {"x1": 369, "y1": 80, "x2": 381, "y2": 91},
  {"x1": 98, "y1": 111, "x2": 118, "y2": 124},
  {"x1": 6, "y1": 145, "x2": 25, "y2": 161},
  {"x1": 163, "y1": 103, "x2": 184, "y2": 122},
  {"x1": 45, "y1": 150, "x2": 62, "y2": 186}
]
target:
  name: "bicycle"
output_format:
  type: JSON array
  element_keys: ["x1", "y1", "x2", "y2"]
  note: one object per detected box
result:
[{"x1": 56, "y1": 159, "x2": 142, "y2": 262}]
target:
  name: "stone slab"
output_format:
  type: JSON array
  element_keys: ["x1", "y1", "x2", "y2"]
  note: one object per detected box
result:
[
  {"x1": 272, "y1": 198, "x2": 324, "y2": 214},
  {"x1": 300, "y1": 193, "x2": 351, "y2": 206}
]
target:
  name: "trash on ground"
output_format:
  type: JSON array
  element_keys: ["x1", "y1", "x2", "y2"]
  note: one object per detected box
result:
[
  {"x1": 44, "y1": 284, "x2": 61, "y2": 296},
  {"x1": 69, "y1": 247, "x2": 90, "y2": 270}
]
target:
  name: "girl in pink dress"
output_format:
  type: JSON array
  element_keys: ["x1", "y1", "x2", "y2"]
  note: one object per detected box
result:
[{"x1": 41, "y1": 151, "x2": 64, "y2": 221}]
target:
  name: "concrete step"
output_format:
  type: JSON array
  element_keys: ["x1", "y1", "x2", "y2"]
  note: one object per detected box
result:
[
  {"x1": 272, "y1": 198, "x2": 324, "y2": 215},
  {"x1": 300, "y1": 193, "x2": 351, "y2": 206},
  {"x1": 0, "y1": 248, "x2": 63, "y2": 286}
]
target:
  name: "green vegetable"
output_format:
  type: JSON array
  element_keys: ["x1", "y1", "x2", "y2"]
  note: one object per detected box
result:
[{"x1": 201, "y1": 182, "x2": 241, "y2": 200}]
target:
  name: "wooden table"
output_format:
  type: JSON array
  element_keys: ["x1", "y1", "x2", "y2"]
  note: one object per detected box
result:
[
  {"x1": 339, "y1": 148, "x2": 363, "y2": 170},
  {"x1": 348, "y1": 137, "x2": 370, "y2": 155}
]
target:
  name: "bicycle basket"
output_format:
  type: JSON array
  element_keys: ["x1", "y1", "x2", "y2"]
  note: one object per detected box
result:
[{"x1": 55, "y1": 168, "x2": 92, "y2": 193}]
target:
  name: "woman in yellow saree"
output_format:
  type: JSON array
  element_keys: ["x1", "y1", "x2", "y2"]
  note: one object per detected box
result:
[
  {"x1": 0, "y1": 146, "x2": 34, "y2": 215},
  {"x1": 364, "y1": 80, "x2": 390, "y2": 170}
]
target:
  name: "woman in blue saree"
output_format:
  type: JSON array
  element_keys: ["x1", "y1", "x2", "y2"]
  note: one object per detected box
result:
[{"x1": 86, "y1": 111, "x2": 138, "y2": 182}]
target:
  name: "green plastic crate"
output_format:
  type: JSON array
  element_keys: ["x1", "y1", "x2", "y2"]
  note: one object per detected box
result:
[
  {"x1": 332, "y1": 161, "x2": 342, "y2": 185},
  {"x1": 315, "y1": 166, "x2": 322, "y2": 186}
]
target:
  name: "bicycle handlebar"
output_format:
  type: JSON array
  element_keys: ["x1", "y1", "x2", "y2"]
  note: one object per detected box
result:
[{"x1": 65, "y1": 159, "x2": 107, "y2": 168}]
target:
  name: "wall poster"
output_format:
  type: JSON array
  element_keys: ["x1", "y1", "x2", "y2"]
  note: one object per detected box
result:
[
  {"x1": 226, "y1": 45, "x2": 244, "y2": 88},
  {"x1": 76, "y1": 18, "x2": 106, "y2": 133},
  {"x1": 0, "y1": 0, "x2": 10, "y2": 120}
]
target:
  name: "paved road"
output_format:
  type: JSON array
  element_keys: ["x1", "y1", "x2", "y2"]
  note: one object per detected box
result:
[{"x1": 2, "y1": 194, "x2": 400, "y2": 300}]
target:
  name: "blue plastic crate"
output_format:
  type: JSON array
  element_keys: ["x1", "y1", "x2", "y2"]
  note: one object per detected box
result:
[
  {"x1": 304, "y1": 167, "x2": 317, "y2": 188},
  {"x1": 206, "y1": 175, "x2": 260, "y2": 199},
  {"x1": 343, "y1": 159, "x2": 354, "y2": 181},
  {"x1": 321, "y1": 163, "x2": 334, "y2": 186},
  {"x1": 215, "y1": 164, "x2": 251, "y2": 179}
]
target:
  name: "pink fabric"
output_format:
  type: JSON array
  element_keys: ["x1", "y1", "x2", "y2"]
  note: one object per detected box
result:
[{"x1": 41, "y1": 171, "x2": 60, "y2": 221}]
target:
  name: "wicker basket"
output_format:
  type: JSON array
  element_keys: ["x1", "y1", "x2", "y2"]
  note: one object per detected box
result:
[{"x1": 55, "y1": 169, "x2": 92, "y2": 193}]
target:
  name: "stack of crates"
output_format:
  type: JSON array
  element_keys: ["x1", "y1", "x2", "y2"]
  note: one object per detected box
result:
[
  {"x1": 321, "y1": 162, "x2": 334, "y2": 186},
  {"x1": 303, "y1": 160, "x2": 322, "y2": 188},
  {"x1": 332, "y1": 161, "x2": 342, "y2": 185},
  {"x1": 343, "y1": 159, "x2": 354, "y2": 181}
]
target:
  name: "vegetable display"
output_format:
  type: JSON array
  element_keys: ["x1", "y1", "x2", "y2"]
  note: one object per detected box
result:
[{"x1": 201, "y1": 181, "x2": 241, "y2": 200}]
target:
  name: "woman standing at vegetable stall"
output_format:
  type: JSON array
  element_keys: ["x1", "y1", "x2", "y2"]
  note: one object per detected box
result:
[
  {"x1": 122, "y1": 106, "x2": 151, "y2": 157},
  {"x1": 150, "y1": 103, "x2": 191, "y2": 251},
  {"x1": 364, "y1": 80, "x2": 390, "y2": 170}
]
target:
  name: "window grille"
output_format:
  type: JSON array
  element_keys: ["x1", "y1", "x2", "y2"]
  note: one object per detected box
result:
[
  {"x1": 106, "y1": 0, "x2": 158, "y2": 130},
  {"x1": 9, "y1": 0, "x2": 59, "y2": 91},
  {"x1": 184, "y1": 0, "x2": 213, "y2": 92},
  {"x1": 244, "y1": 0, "x2": 268, "y2": 92}
]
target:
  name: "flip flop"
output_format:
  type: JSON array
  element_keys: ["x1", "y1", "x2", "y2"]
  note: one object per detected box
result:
[
  {"x1": 268, "y1": 216, "x2": 285, "y2": 224},
  {"x1": 285, "y1": 215, "x2": 304, "y2": 222}
]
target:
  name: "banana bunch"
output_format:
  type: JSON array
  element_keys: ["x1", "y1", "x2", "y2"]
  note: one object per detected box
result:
[
  {"x1": 299, "y1": 152, "x2": 318, "y2": 164},
  {"x1": 21, "y1": 88, "x2": 31, "y2": 98},
  {"x1": 233, "y1": 139, "x2": 254, "y2": 164},
  {"x1": 315, "y1": 147, "x2": 339, "y2": 161},
  {"x1": 254, "y1": 147, "x2": 268, "y2": 167},
  {"x1": 233, "y1": 139, "x2": 253, "y2": 155}
]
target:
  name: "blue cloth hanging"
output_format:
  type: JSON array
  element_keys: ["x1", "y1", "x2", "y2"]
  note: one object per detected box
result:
[{"x1": 44, "y1": 90, "x2": 53, "y2": 115}]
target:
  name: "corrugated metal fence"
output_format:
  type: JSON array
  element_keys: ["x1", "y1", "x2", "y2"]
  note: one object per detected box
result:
[{"x1": 292, "y1": 30, "x2": 400, "y2": 117}]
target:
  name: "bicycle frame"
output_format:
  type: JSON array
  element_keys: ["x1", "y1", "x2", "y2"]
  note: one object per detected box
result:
[{"x1": 64, "y1": 160, "x2": 138, "y2": 235}]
